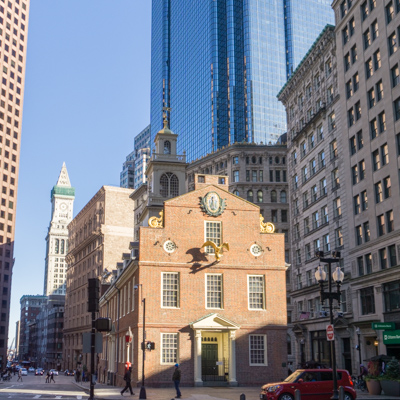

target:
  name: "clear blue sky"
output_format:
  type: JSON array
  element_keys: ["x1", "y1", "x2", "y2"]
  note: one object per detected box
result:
[{"x1": 9, "y1": 0, "x2": 151, "y2": 346}]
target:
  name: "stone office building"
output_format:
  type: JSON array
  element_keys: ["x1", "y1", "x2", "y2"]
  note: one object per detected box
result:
[{"x1": 99, "y1": 174, "x2": 287, "y2": 387}]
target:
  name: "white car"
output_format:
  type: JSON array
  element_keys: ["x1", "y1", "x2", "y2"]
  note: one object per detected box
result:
[
  {"x1": 49, "y1": 369, "x2": 59, "y2": 376},
  {"x1": 28, "y1": 367, "x2": 35, "y2": 373},
  {"x1": 20, "y1": 368, "x2": 28, "y2": 376}
]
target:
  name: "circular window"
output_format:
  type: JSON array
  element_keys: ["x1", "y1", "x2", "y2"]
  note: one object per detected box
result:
[
  {"x1": 250, "y1": 244, "x2": 263, "y2": 257},
  {"x1": 163, "y1": 241, "x2": 177, "y2": 253}
]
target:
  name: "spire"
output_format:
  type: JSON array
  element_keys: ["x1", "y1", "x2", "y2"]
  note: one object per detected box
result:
[{"x1": 56, "y1": 162, "x2": 71, "y2": 187}]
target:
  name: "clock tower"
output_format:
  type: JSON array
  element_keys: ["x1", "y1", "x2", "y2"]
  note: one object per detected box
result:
[{"x1": 43, "y1": 162, "x2": 75, "y2": 296}]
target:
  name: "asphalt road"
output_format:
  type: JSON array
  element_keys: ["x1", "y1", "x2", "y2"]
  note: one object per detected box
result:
[{"x1": 0, "y1": 374, "x2": 87, "y2": 399}]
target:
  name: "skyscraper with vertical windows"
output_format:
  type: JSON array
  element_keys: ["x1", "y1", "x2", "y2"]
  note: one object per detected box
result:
[
  {"x1": 0, "y1": 0, "x2": 30, "y2": 369},
  {"x1": 150, "y1": 0, "x2": 334, "y2": 162}
]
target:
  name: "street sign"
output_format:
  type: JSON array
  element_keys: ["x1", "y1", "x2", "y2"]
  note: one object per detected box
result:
[
  {"x1": 326, "y1": 324, "x2": 334, "y2": 341},
  {"x1": 372, "y1": 322, "x2": 395, "y2": 330},
  {"x1": 383, "y1": 330, "x2": 400, "y2": 345}
]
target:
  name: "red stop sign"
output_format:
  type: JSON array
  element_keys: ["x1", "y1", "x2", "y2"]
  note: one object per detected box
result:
[{"x1": 326, "y1": 324, "x2": 334, "y2": 341}]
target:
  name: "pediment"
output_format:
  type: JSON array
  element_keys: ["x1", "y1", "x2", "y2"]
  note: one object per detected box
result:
[
  {"x1": 333, "y1": 317, "x2": 349, "y2": 329},
  {"x1": 292, "y1": 323, "x2": 306, "y2": 335},
  {"x1": 190, "y1": 313, "x2": 240, "y2": 330}
]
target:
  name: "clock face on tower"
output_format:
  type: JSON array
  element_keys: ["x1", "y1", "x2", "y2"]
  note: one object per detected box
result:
[{"x1": 60, "y1": 203, "x2": 67, "y2": 211}]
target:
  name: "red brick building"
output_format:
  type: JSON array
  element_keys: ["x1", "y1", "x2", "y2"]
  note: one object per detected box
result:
[{"x1": 99, "y1": 174, "x2": 287, "y2": 387}]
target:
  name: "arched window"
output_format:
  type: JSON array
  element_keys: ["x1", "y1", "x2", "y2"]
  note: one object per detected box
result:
[
  {"x1": 61, "y1": 239, "x2": 65, "y2": 254},
  {"x1": 280, "y1": 190, "x2": 287, "y2": 203},
  {"x1": 55, "y1": 239, "x2": 59, "y2": 254},
  {"x1": 257, "y1": 190, "x2": 263, "y2": 203},
  {"x1": 160, "y1": 172, "x2": 179, "y2": 197},
  {"x1": 164, "y1": 140, "x2": 171, "y2": 154},
  {"x1": 247, "y1": 190, "x2": 253, "y2": 202},
  {"x1": 233, "y1": 190, "x2": 239, "y2": 197},
  {"x1": 271, "y1": 190, "x2": 277, "y2": 202}
]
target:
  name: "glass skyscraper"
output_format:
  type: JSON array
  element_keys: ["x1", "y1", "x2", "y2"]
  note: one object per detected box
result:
[{"x1": 151, "y1": 0, "x2": 334, "y2": 161}]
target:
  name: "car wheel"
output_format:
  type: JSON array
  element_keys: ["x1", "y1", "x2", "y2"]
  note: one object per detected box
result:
[
  {"x1": 344, "y1": 393, "x2": 353, "y2": 400},
  {"x1": 279, "y1": 394, "x2": 294, "y2": 400}
]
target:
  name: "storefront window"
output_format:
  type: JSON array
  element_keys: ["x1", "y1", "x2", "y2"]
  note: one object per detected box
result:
[
  {"x1": 383, "y1": 280, "x2": 400, "y2": 312},
  {"x1": 311, "y1": 331, "x2": 330, "y2": 366}
]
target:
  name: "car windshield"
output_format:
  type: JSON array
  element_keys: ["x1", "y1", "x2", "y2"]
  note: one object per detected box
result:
[{"x1": 284, "y1": 370, "x2": 303, "y2": 383}]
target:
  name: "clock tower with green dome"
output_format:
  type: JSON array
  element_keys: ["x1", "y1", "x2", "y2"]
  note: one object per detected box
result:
[{"x1": 43, "y1": 162, "x2": 75, "y2": 296}]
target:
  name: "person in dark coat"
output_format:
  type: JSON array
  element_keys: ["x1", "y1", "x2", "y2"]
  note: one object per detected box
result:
[
  {"x1": 121, "y1": 366, "x2": 134, "y2": 396},
  {"x1": 172, "y1": 363, "x2": 181, "y2": 398},
  {"x1": 50, "y1": 371, "x2": 55, "y2": 383}
]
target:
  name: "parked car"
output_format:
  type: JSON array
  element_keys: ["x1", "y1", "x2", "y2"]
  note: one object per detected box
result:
[
  {"x1": 20, "y1": 368, "x2": 28, "y2": 376},
  {"x1": 49, "y1": 369, "x2": 59, "y2": 376},
  {"x1": 35, "y1": 368, "x2": 44, "y2": 376},
  {"x1": 260, "y1": 369, "x2": 356, "y2": 400},
  {"x1": 28, "y1": 367, "x2": 35, "y2": 373}
]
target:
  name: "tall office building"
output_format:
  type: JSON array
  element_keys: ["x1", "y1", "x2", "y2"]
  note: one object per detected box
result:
[
  {"x1": 43, "y1": 163, "x2": 75, "y2": 296},
  {"x1": 150, "y1": 0, "x2": 334, "y2": 161},
  {"x1": 0, "y1": 0, "x2": 30, "y2": 369}
]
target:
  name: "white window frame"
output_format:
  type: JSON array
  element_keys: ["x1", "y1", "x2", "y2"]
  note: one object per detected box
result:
[
  {"x1": 204, "y1": 221, "x2": 222, "y2": 254},
  {"x1": 247, "y1": 275, "x2": 266, "y2": 310},
  {"x1": 161, "y1": 272, "x2": 180, "y2": 309},
  {"x1": 249, "y1": 334, "x2": 268, "y2": 366},
  {"x1": 205, "y1": 273, "x2": 223, "y2": 309},
  {"x1": 160, "y1": 333, "x2": 179, "y2": 365}
]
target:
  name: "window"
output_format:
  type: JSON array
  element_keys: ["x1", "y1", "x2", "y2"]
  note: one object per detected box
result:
[
  {"x1": 372, "y1": 149, "x2": 380, "y2": 171},
  {"x1": 294, "y1": 175, "x2": 298, "y2": 190},
  {"x1": 381, "y1": 144, "x2": 389, "y2": 165},
  {"x1": 359, "y1": 160, "x2": 365, "y2": 181},
  {"x1": 304, "y1": 217, "x2": 310, "y2": 234},
  {"x1": 305, "y1": 244, "x2": 311, "y2": 261},
  {"x1": 233, "y1": 170, "x2": 239, "y2": 182},
  {"x1": 317, "y1": 124, "x2": 323, "y2": 141},
  {"x1": 322, "y1": 205, "x2": 328, "y2": 224},
  {"x1": 271, "y1": 190, "x2": 277, "y2": 203},
  {"x1": 292, "y1": 151, "x2": 297, "y2": 165},
  {"x1": 380, "y1": 248, "x2": 388, "y2": 269},
  {"x1": 386, "y1": 210, "x2": 394, "y2": 233},
  {"x1": 373, "y1": 50, "x2": 381, "y2": 70},
  {"x1": 356, "y1": 225, "x2": 363, "y2": 245},
  {"x1": 323, "y1": 234, "x2": 330, "y2": 253},
  {"x1": 282, "y1": 210, "x2": 288, "y2": 223},
  {"x1": 301, "y1": 141, "x2": 306, "y2": 157},
  {"x1": 349, "y1": 17, "x2": 355, "y2": 36},
  {"x1": 257, "y1": 190, "x2": 263, "y2": 203},
  {"x1": 320, "y1": 178, "x2": 327, "y2": 196},
  {"x1": 340, "y1": 0, "x2": 347, "y2": 17},
  {"x1": 346, "y1": 80, "x2": 353, "y2": 99},
  {"x1": 383, "y1": 176, "x2": 391, "y2": 199},
  {"x1": 160, "y1": 172, "x2": 179, "y2": 197},
  {"x1": 365, "y1": 253, "x2": 372, "y2": 274},
  {"x1": 370, "y1": 118, "x2": 378, "y2": 139},
  {"x1": 161, "y1": 333, "x2": 178, "y2": 364},
  {"x1": 392, "y1": 65, "x2": 400, "y2": 90},
  {"x1": 354, "y1": 195, "x2": 361, "y2": 215},
  {"x1": 164, "y1": 140, "x2": 171, "y2": 154},
  {"x1": 375, "y1": 181, "x2": 383, "y2": 203},
  {"x1": 377, "y1": 214, "x2": 385, "y2": 236},
  {"x1": 358, "y1": 256, "x2": 364, "y2": 276},
  {"x1": 330, "y1": 140, "x2": 338, "y2": 159},
  {"x1": 357, "y1": 131, "x2": 363, "y2": 150},
  {"x1": 327, "y1": 86, "x2": 334, "y2": 103},
  {"x1": 363, "y1": 29, "x2": 371, "y2": 49},
  {"x1": 249, "y1": 335, "x2": 267, "y2": 366},
  {"x1": 328, "y1": 112, "x2": 336, "y2": 131},
  {"x1": 332, "y1": 168, "x2": 339, "y2": 188},
  {"x1": 366, "y1": 58, "x2": 373, "y2": 79},
  {"x1": 312, "y1": 211, "x2": 319, "y2": 230},
  {"x1": 205, "y1": 221, "x2": 221, "y2": 254},
  {"x1": 351, "y1": 45, "x2": 357, "y2": 63},
  {"x1": 232, "y1": 156, "x2": 239, "y2": 164},
  {"x1": 389, "y1": 245, "x2": 397, "y2": 267},
  {"x1": 325, "y1": 59, "x2": 332, "y2": 77},
  {"x1": 206, "y1": 274, "x2": 223, "y2": 309},
  {"x1": 333, "y1": 197, "x2": 341, "y2": 218},
  {"x1": 162, "y1": 272, "x2": 179, "y2": 308},
  {"x1": 319, "y1": 151, "x2": 325, "y2": 168},
  {"x1": 335, "y1": 228, "x2": 343, "y2": 248},
  {"x1": 352, "y1": 165, "x2": 358, "y2": 185},
  {"x1": 248, "y1": 275, "x2": 265, "y2": 310},
  {"x1": 361, "y1": 190, "x2": 368, "y2": 211},
  {"x1": 383, "y1": 281, "x2": 400, "y2": 312},
  {"x1": 247, "y1": 190, "x2": 253, "y2": 202},
  {"x1": 395, "y1": 97, "x2": 400, "y2": 121},
  {"x1": 361, "y1": 1, "x2": 368, "y2": 21},
  {"x1": 371, "y1": 20, "x2": 378, "y2": 40},
  {"x1": 364, "y1": 221, "x2": 370, "y2": 242},
  {"x1": 368, "y1": 87, "x2": 376, "y2": 108},
  {"x1": 353, "y1": 72, "x2": 359, "y2": 92},
  {"x1": 348, "y1": 108, "x2": 355, "y2": 127},
  {"x1": 280, "y1": 191, "x2": 287, "y2": 203},
  {"x1": 389, "y1": 31, "x2": 397, "y2": 55},
  {"x1": 271, "y1": 210, "x2": 278, "y2": 223},
  {"x1": 342, "y1": 26, "x2": 349, "y2": 44},
  {"x1": 360, "y1": 287, "x2": 375, "y2": 315}
]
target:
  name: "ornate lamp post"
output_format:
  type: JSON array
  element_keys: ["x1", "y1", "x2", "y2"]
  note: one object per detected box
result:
[{"x1": 315, "y1": 251, "x2": 344, "y2": 400}]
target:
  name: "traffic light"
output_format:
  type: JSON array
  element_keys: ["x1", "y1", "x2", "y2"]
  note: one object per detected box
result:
[{"x1": 87, "y1": 278, "x2": 99, "y2": 312}]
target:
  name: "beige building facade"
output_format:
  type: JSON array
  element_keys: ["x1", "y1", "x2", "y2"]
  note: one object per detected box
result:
[
  {"x1": 0, "y1": 0, "x2": 30, "y2": 368},
  {"x1": 63, "y1": 186, "x2": 134, "y2": 371}
]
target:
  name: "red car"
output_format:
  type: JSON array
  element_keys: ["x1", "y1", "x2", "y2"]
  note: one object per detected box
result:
[{"x1": 260, "y1": 369, "x2": 356, "y2": 400}]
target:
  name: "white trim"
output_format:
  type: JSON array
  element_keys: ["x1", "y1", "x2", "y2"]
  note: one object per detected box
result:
[
  {"x1": 160, "y1": 332, "x2": 179, "y2": 365},
  {"x1": 205, "y1": 273, "x2": 224, "y2": 309},
  {"x1": 161, "y1": 272, "x2": 180, "y2": 309},
  {"x1": 249, "y1": 334, "x2": 268, "y2": 366},
  {"x1": 247, "y1": 275, "x2": 266, "y2": 310},
  {"x1": 204, "y1": 220, "x2": 222, "y2": 254}
]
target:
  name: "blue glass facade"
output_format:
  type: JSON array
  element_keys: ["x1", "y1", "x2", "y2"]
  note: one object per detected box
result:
[{"x1": 151, "y1": 0, "x2": 334, "y2": 162}]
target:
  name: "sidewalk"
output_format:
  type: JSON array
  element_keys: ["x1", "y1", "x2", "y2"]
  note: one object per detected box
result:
[{"x1": 73, "y1": 380, "x2": 400, "y2": 400}]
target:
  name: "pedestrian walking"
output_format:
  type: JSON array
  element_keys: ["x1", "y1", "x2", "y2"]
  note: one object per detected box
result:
[
  {"x1": 17, "y1": 369, "x2": 22, "y2": 382},
  {"x1": 45, "y1": 371, "x2": 50, "y2": 383},
  {"x1": 172, "y1": 363, "x2": 181, "y2": 398},
  {"x1": 121, "y1": 366, "x2": 134, "y2": 396},
  {"x1": 50, "y1": 371, "x2": 55, "y2": 383}
]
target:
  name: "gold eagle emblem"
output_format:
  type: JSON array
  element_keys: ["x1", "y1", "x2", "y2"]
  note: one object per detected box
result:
[{"x1": 202, "y1": 241, "x2": 229, "y2": 262}]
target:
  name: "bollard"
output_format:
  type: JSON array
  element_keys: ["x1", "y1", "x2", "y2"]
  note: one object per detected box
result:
[
  {"x1": 240, "y1": 393, "x2": 246, "y2": 400},
  {"x1": 339, "y1": 386, "x2": 345, "y2": 400},
  {"x1": 294, "y1": 389, "x2": 301, "y2": 400}
]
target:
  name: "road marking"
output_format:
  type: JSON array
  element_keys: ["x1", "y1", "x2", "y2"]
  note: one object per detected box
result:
[
  {"x1": 33, "y1": 396, "x2": 41, "y2": 399},
  {"x1": 55, "y1": 397, "x2": 62, "y2": 399},
  {"x1": 77, "y1": 397, "x2": 83, "y2": 399}
]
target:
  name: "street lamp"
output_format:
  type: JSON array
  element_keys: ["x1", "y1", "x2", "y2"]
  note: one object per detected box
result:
[
  {"x1": 134, "y1": 284, "x2": 146, "y2": 400},
  {"x1": 315, "y1": 251, "x2": 344, "y2": 400}
]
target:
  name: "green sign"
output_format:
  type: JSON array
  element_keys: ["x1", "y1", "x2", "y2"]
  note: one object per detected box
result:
[
  {"x1": 372, "y1": 322, "x2": 395, "y2": 330},
  {"x1": 383, "y1": 330, "x2": 400, "y2": 345}
]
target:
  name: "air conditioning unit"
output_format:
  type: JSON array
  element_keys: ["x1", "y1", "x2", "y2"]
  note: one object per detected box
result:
[
  {"x1": 319, "y1": 310, "x2": 328, "y2": 317},
  {"x1": 337, "y1": 311, "x2": 344, "y2": 318}
]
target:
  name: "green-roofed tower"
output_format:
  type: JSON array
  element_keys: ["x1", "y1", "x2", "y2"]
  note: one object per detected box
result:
[{"x1": 44, "y1": 162, "x2": 75, "y2": 296}]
